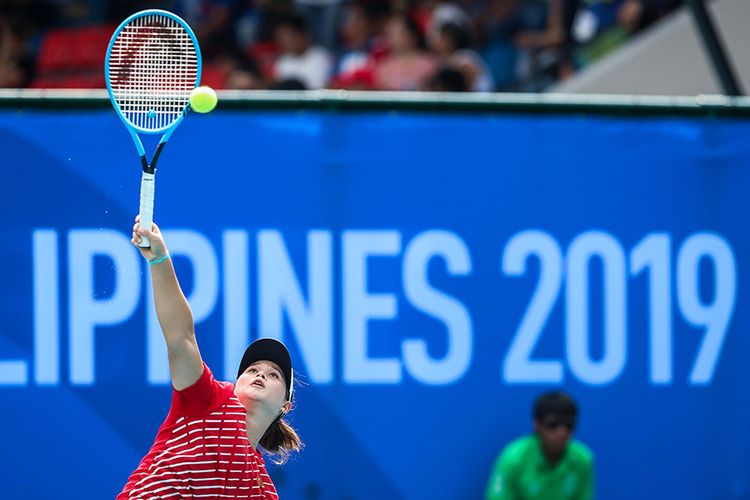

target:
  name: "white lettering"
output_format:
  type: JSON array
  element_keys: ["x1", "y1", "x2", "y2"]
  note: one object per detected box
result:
[
  {"x1": 223, "y1": 230, "x2": 250, "y2": 381},
  {"x1": 343, "y1": 231, "x2": 401, "y2": 384},
  {"x1": 69, "y1": 230, "x2": 140, "y2": 385},
  {"x1": 32, "y1": 229, "x2": 58, "y2": 385},
  {"x1": 258, "y1": 230, "x2": 333, "y2": 383},
  {"x1": 402, "y1": 231, "x2": 472, "y2": 384}
]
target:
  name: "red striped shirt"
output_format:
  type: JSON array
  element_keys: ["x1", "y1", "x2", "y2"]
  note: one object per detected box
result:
[{"x1": 118, "y1": 364, "x2": 279, "y2": 499}]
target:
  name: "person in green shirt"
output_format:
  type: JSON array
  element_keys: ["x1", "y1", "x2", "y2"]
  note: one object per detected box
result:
[{"x1": 485, "y1": 391, "x2": 594, "y2": 500}]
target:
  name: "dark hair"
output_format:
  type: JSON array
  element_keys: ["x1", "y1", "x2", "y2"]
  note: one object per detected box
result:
[
  {"x1": 259, "y1": 412, "x2": 304, "y2": 465},
  {"x1": 427, "y1": 66, "x2": 467, "y2": 92},
  {"x1": 392, "y1": 14, "x2": 426, "y2": 50},
  {"x1": 271, "y1": 78, "x2": 307, "y2": 90},
  {"x1": 439, "y1": 22, "x2": 470, "y2": 51},
  {"x1": 275, "y1": 13, "x2": 308, "y2": 35},
  {"x1": 216, "y1": 42, "x2": 260, "y2": 75},
  {"x1": 533, "y1": 391, "x2": 578, "y2": 421},
  {"x1": 349, "y1": 0, "x2": 391, "y2": 22}
]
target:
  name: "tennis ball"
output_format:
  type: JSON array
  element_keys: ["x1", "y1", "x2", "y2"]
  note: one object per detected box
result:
[{"x1": 189, "y1": 86, "x2": 218, "y2": 113}]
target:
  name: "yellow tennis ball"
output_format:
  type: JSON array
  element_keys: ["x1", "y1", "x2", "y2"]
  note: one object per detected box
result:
[{"x1": 189, "y1": 86, "x2": 218, "y2": 113}]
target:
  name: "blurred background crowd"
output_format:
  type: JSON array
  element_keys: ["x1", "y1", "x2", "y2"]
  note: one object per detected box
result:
[{"x1": 0, "y1": 0, "x2": 681, "y2": 92}]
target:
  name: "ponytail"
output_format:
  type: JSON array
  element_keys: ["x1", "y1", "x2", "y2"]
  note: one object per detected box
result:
[{"x1": 259, "y1": 414, "x2": 303, "y2": 465}]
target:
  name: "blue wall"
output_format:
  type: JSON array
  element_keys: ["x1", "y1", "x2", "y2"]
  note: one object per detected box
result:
[{"x1": 1, "y1": 108, "x2": 749, "y2": 499}]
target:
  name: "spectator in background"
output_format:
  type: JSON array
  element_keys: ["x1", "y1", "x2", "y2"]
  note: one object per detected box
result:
[
  {"x1": 0, "y1": 16, "x2": 33, "y2": 87},
  {"x1": 616, "y1": 0, "x2": 680, "y2": 32},
  {"x1": 374, "y1": 14, "x2": 437, "y2": 91},
  {"x1": 476, "y1": 0, "x2": 570, "y2": 90},
  {"x1": 109, "y1": 1, "x2": 235, "y2": 57},
  {"x1": 427, "y1": 1, "x2": 472, "y2": 39},
  {"x1": 569, "y1": 0, "x2": 625, "y2": 45},
  {"x1": 211, "y1": 43, "x2": 264, "y2": 89},
  {"x1": 0, "y1": 1, "x2": 61, "y2": 88},
  {"x1": 485, "y1": 391, "x2": 594, "y2": 500},
  {"x1": 179, "y1": 0, "x2": 235, "y2": 59},
  {"x1": 567, "y1": 0, "x2": 677, "y2": 70},
  {"x1": 293, "y1": 0, "x2": 344, "y2": 49},
  {"x1": 513, "y1": 0, "x2": 569, "y2": 89},
  {"x1": 428, "y1": 20, "x2": 494, "y2": 91},
  {"x1": 329, "y1": 0, "x2": 388, "y2": 89},
  {"x1": 425, "y1": 65, "x2": 466, "y2": 91},
  {"x1": 616, "y1": 0, "x2": 645, "y2": 33},
  {"x1": 511, "y1": 0, "x2": 567, "y2": 50},
  {"x1": 49, "y1": 0, "x2": 104, "y2": 26},
  {"x1": 271, "y1": 13, "x2": 332, "y2": 89},
  {"x1": 0, "y1": 0, "x2": 681, "y2": 90},
  {"x1": 233, "y1": 0, "x2": 296, "y2": 46}
]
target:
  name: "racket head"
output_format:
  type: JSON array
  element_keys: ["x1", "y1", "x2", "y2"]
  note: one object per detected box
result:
[{"x1": 105, "y1": 9, "x2": 202, "y2": 135}]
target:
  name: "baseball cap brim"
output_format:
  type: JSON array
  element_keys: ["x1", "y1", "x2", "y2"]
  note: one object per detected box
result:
[{"x1": 237, "y1": 338, "x2": 293, "y2": 401}]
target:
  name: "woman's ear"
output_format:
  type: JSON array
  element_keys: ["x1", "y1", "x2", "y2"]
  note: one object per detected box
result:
[{"x1": 281, "y1": 401, "x2": 292, "y2": 414}]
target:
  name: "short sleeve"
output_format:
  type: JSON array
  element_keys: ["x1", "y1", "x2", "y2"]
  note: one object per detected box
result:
[
  {"x1": 485, "y1": 448, "x2": 517, "y2": 500},
  {"x1": 170, "y1": 363, "x2": 235, "y2": 417},
  {"x1": 578, "y1": 453, "x2": 595, "y2": 500}
]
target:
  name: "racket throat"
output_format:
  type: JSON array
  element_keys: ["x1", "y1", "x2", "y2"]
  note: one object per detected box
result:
[
  {"x1": 140, "y1": 142, "x2": 166, "y2": 174},
  {"x1": 140, "y1": 155, "x2": 154, "y2": 174}
]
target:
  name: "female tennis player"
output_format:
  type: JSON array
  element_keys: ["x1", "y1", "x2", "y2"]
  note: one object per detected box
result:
[{"x1": 117, "y1": 218, "x2": 302, "y2": 499}]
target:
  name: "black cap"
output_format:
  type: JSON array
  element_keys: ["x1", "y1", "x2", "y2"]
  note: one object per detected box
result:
[{"x1": 237, "y1": 338, "x2": 294, "y2": 401}]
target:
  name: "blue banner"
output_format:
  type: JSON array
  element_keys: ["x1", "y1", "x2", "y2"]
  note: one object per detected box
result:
[{"x1": 1, "y1": 108, "x2": 749, "y2": 499}]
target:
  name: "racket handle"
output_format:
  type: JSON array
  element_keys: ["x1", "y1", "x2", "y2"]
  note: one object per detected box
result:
[{"x1": 138, "y1": 171, "x2": 155, "y2": 248}]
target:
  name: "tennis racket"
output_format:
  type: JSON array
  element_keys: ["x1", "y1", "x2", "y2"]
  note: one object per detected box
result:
[{"x1": 105, "y1": 9, "x2": 201, "y2": 247}]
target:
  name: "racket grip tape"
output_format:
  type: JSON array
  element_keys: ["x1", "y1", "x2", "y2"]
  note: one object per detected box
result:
[{"x1": 138, "y1": 171, "x2": 156, "y2": 248}]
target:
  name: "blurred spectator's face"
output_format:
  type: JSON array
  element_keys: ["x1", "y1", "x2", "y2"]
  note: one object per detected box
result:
[
  {"x1": 429, "y1": 30, "x2": 453, "y2": 56},
  {"x1": 385, "y1": 17, "x2": 417, "y2": 53},
  {"x1": 0, "y1": 62, "x2": 26, "y2": 88},
  {"x1": 341, "y1": 6, "x2": 370, "y2": 47},
  {"x1": 534, "y1": 414, "x2": 574, "y2": 455},
  {"x1": 275, "y1": 25, "x2": 307, "y2": 54},
  {"x1": 226, "y1": 69, "x2": 263, "y2": 90}
]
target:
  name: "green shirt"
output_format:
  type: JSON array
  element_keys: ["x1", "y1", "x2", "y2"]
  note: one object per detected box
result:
[{"x1": 485, "y1": 435, "x2": 594, "y2": 500}]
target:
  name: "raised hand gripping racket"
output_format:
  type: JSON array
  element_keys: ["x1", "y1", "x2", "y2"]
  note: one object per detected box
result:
[{"x1": 105, "y1": 9, "x2": 201, "y2": 247}]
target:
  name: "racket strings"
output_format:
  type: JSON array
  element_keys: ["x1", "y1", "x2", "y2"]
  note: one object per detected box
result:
[{"x1": 108, "y1": 14, "x2": 198, "y2": 131}]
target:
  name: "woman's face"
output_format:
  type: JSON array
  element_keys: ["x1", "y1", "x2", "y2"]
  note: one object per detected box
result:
[
  {"x1": 385, "y1": 17, "x2": 416, "y2": 53},
  {"x1": 275, "y1": 25, "x2": 307, "y2": 55},
  {"x1": 341, "y1": 5, "x2": 369, "y2": 46},
  {"x1": 429, "y1": 29, "x2": 452, "y2": 56},
  {"x1": 235, "y1": 360, "x2": 289, "y2": 414}
]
